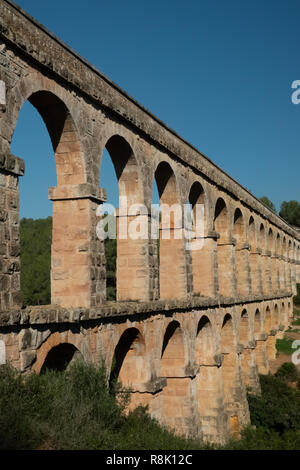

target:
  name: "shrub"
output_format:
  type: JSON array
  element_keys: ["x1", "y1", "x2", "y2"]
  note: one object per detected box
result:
[
  {"x1": 294, "y1": 284, "x2": 300, "y2": 307},
  {"x1": 247, "y1": 374, "x2": 300, "y2": 435},
  {"x1": 275, "y1": 362, "x2": 300, "y2": 382}
]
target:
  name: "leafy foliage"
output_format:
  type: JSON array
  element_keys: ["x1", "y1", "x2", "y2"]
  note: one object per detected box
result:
[
  {"x1": 20, "y1": 216, "x2": 117, "y2": 306},
  {"x1": 294, "y1": 284, "x2": 300, "y2": 306},
  {"x1": 20, "y1": 217, "x2": 52, "y2": 306},
  {"x1": 275, "y1": 362, "x2": 300, "y2": 383},
  {"x1": 247, "y1": 374, "x2": 300, "y2": 435},
  {"x1": 0, "y1": 362, "x2": 207, "y2": 450},
  {"x1": 279, "y1": 200, "x2": 300, "y2": 228},
  {"x1": 259, "y1": 196, "x2": 276, "y2": 213}
]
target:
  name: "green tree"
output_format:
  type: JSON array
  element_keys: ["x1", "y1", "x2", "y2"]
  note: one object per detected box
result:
[
  {"x1": 259, "y1": 196, "x2": 276, "y2": 213},
  {"x1": 279, "y1": 200, "x2": 300, "y2": 228},
  {"x1": 20, "y1": 217, "x2": 52, "y2": 306}
]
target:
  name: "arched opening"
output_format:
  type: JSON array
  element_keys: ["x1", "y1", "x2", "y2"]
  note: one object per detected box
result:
[
  {"x1": 265, "y1": 306, "x2": 272, "y2": 334},
  {"x1": 233, "y1": 209, "x2": 249, "y2": 296},
  {"x1": 255, "y1": 307, "x2": 268, "y2": 375},
  {"x1": 248, "y1": 217, "x2": 261, "y2": 295},
  {"x1": 273, "y1": 304, "x2": 279, "y2": 330},
  {"x1": 287, "y1": 240, "x2": 292, "y2": 290},
  {"x1": 239, "y1": 310, "x2": 249, "y2": 346},
  {"x1": 281, "y1": 237, "x2": 287, "y2": 289},
  {"x1": 40, "y1": 343, "x2": 83, "y2": 373},
  {"x1": 188, "y1": 182, "x2": 205, "y2": 295},
  {"x1": 240, "y1": 309, "x2": 259, "y2": 390},
  {"x1": 274, "y1": 233, "x2": 281, "y2": 291},
  {"x1": 11, "y1": 91, "x2": 89, "y2": 309},
  {"x1": 154, "y1": 162, "x2": 187, "y2": 300},
  {"x1": 109, "y1": 328, "x2": 148, "y2": 388},
  {"x1": 220, "y1": 314, "x2": 241, "y2": 434},
  {"x1": 195, "y1": 316, "x2": 224, "y2": 441},
  {"x1": 160, "y1": 320, "x2": 193, "y2": 436},
  {"x1": 99, "y1": 136, "x2": 149, "y2": 302},
  {"x1": 260, "y1": 224, "x2": 270, "y2": 295},
  {"x1": 161, "y1": 320, "x2": 185, "y2": 375},
  {"x1": 254, "y1": 309, "x2": 261, "y2": 338},
  {"x1": 214, "y1": 198, "x2": 234, "y2": 296},
  {"x1": 265, "y1": 305, "x2": 276, "y2": 361},
  {"x1": 11, "y1": 100, "x2": 55, "y2": 307}
]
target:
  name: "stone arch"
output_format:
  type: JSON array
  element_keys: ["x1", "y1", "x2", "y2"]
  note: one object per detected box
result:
[
  {"x1": 273, "y1": 303, "x2": 280, "y2": 330},
  {"x1": 254, "y1": 307, "x2": 268, "y2": 375},
  {"x1": 248, "y1": 216, "x2": 261, "y2": 295},
  {"x1": 109, "y1": 327, "x2": 149, "y2": 388},
  {"x1": 188, "y1": 181, "x2": 206, "y2": 295},
  {"x1": 254, "y1": 308, "x2": 262, "y2": 338},
  {"x1": 195, "y1": 315, "x2": 225, "y2": 442},
  {"x1": 233, "y1": 208, "x2": 245, "y2": 246},
  {"x1": 220, "y1": 313, "x2": 245, "y2": 435},
  {"x1": 240, "y1": 308, "x2": 260, "y2": 392},
  {"x1": 160, "y1": 320, "x2": 193, "y2": 436},
  {"x1": 161, "y1": 320, "x2": 186, "y2": 376},
  {"x1": 154, "y1": 162, "x2": 188, "y2": 300},
  {"x1": 40, "y1": 343, "x2": 83, "y2": 373},
  {"x1": 10, "y1": 88, "x2": 92, "y2": 308},
  {"x1": 99, "y1": 134, "x2": 150, "y2": 302},
  {"x1": 264, "y1": 305, "x2": 272, "y2": 334},
  {"x1": 281, "y1": 300, "x2": 288, "y2": 327},
  {"x1": 259, "y1": 223, "x2": 266, "y2": 253},
  {"x1": 33, "y1": 331, "x2": 86, "y2": 374},
  {"x1": 267, "y1": 228, "x2": 275, "y2": 254},
  {"x1": 233, "y1": 209, "x2": 250, "y2": 296},
  {"x1": 214, "y1": 199, "x2": 235, "y2": 296},
  {"x1": 102, "y1": 134, "x2": 144, "y2": 207},
  {"x1": 195, "y1": 315, "x2": 215, "y2": 365},
  {"x1": 10, "y1": 85, "x2": 86, "y2": 185},
  {"x1": 239, "y1": 309, "x2": 249, "y2": 346},
  {"x1": 248, "y1": 216, "x2": 256, "y2": 248},
  {"x1": 214, "y1": 198, "x2": 229, "y2": 242}
]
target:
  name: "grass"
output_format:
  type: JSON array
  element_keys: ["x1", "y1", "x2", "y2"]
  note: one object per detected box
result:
[{"x1": 276, "y1": 336, "x2": 295, "y2": 355}]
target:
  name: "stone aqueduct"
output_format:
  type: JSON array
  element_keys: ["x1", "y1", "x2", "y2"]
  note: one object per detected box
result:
[{"x1": 0, "y1": 0, "x2": 299, "y2": 444}]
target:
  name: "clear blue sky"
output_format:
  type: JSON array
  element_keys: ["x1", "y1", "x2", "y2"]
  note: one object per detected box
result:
[{"x1": 10, "y1": 0, "x2": 300, "y2": 218}]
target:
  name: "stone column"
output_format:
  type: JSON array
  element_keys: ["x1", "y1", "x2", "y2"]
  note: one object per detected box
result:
[
  {"x1": 116, "y1": 210, "x2": 157, "y2": 301},
  {"x1": 159, "y1": 224, "x2": 188, "y2": 300},
  {"x1": 249, "y1": 249, "x2": 263, "y2": 295},
  {"x1": 255, "y1": 334, "x2": 269, "y2": 375},
  {"x1": 261, "y1": 251, "x2": 272, "y2": 295},
  {"x1": 266, "y1": 330, "x2": 277, "y2": 362},
  {"x1": 221, "y1": 349, "x2": 250, "y2": 436},
  {"x1": 0, "y1": 153, "x2": 24, "y2": 312},
  {"x1": 191, "y1": 231, "x2": 218, "y2": 297},
  {"x1": 161, "y1": 364, "x2": 202, "y2": 439},
  {"x1": 279, "y1": 255, "x2": 286, "y2": 290},
  {"x1": 217, "y1": 238, "x2": 237, "y2": 298},
  {"x1": 49, "y1": 184, "x2": 106, "y2": 308},
  {"x1": 271, "y1": 254, "x2": 280, "y2": 294},
  {"x1": 196, "y1": 355, "x2": 229, "y2": 444},
  {"x1": 235, "y1": 243, "x2": 251, "y2": 297},
  {"x1": 240, "y1": 342, "x2": 260, "y2": 393}
]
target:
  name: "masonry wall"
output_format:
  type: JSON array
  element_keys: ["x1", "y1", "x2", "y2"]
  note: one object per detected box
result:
[{"x1": 0, "y1": 0, "x2": 299, "y2": 445}]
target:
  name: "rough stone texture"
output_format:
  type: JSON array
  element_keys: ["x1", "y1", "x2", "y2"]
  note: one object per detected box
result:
[{"x1": 0, "y1": 0, "x2": 299, "y2": 444}]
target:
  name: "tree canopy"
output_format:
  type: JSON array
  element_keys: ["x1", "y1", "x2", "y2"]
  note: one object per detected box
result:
[
  {"x1": 259, "y1": 196, "x2": 276, "y2": 213},
  {"x1": 279, "y1": 201, "x2": 300, "y2": 228}
]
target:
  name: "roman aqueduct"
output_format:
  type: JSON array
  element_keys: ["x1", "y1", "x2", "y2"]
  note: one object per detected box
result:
[{"x1": 0, "y1": 0, "x2": 299, "y2": 443}]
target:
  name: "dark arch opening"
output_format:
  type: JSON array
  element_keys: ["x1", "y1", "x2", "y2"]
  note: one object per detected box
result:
[
  {"x1": 41, "y1": 343, "x2": 82, "y2": 373},
  {"x1": 161, "y1": 320, "x2": 181, "y2": 357},
  {"x1": 109, "y1": 328, "x2": 145, "y2": 388}
]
